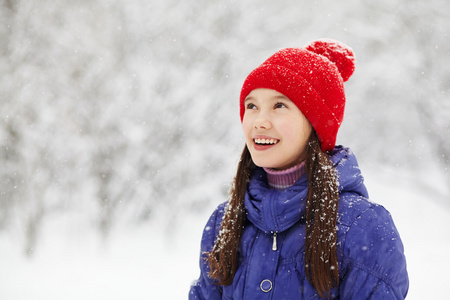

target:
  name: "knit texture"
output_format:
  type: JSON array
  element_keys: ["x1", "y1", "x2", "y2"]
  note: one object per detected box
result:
[
  {"x1": 263, "y1": 161, "x2": 306, "y2": 189},
  {"x1": 239, "y1": 39, "x2": 356, "y2": 152}
]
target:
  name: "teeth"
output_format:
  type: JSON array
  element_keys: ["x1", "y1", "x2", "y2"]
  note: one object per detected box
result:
[{"x1": 254, "y1": 138, "x2": 278, "y2": 145}]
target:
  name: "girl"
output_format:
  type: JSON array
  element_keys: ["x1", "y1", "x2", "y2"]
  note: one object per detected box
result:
[{"x1": 189, "y1": 39, "x2": 408, "y2": 299}]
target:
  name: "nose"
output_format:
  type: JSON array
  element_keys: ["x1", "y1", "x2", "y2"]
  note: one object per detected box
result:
[{"x1": 253, "y1": 114, "x2": 271, "y2": 130}]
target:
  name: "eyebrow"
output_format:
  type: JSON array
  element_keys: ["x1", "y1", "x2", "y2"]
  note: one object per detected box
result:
[
  {"x1": 244, "y1": 94, "x2": 291, "y2": 103},
  {"x1": 272, "y1": 95, "x2": 289, "y2": 101}
]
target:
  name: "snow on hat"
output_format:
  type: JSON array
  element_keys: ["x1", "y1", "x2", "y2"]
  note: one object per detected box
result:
[{"x1": 239, "y1": 38, "x2": 356, "y2": 152}]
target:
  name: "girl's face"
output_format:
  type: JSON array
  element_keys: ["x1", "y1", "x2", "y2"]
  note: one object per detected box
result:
[{"x1": 242, "y1": 88, "x2": 312, "y2": 170}]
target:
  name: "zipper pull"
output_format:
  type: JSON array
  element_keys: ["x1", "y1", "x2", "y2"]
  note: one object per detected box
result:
[{"x1": 272, "y1": 231, "x2": 278, "y2": 251}]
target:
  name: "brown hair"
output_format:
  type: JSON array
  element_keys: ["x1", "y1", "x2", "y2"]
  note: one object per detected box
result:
[{"x1": 205, "y1": 131, "x2": 339, "y2": 298}]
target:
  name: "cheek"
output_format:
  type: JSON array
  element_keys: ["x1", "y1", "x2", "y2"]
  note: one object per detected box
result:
[
  {"x1": 299, "y1": 121, "x2": 312, "y2": 138},
  {"x1": 277, "y1": 120, "x2": 298, "y2": 138},
  {"x1": 279, "y1": 119, "x2": 311, "y2": 145},
  {"x1": 241, "y1": 117, "x2": 253, "y2": 138}
]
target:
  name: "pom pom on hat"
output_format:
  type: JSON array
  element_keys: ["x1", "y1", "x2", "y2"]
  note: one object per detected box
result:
[
  {"x1": 306, "y1": 39, "x2": 355, "y2": 82},
  {"x1": 239, "y1": 38, "x2": 356, "y2": 152}
]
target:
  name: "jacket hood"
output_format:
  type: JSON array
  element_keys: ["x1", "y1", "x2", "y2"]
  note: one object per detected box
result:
[
  {"x1": 244, "y1": 146, "x2": 368, "y2": 233},
  {"x1": 330, "y1": 145, "x2": 368, "y2": 198}
]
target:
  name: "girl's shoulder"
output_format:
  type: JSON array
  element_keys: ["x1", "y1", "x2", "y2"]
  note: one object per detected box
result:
[
  {"x1": 204, "y1": 201, "x2": 228, "y2": 225},
  {"x1": 199, "y1": 201, "x2": 228, "y2": 249},
  {"x1": 337, "y1": 194, "x2": 399, "y2": 246},
  {"x1": 337, "y1": 193, "x2": 381, "y2": 227},
  {"x1": 211, "y1": 201, "x2": 228, "y2": 225}
]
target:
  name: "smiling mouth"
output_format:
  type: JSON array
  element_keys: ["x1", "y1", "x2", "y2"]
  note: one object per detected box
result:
[{"x1": 254, "y1": 138, "x2": 279, "y2": 145}]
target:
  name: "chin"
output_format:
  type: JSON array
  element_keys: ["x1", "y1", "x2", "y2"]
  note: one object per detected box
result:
[{"x1": 253, "y1": 160, "x2": 279, "y2": 169}]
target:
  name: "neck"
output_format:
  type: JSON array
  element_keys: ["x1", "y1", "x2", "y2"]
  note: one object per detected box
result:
[{"x1": 263, "y1": 162, "x2": 306, "y2": 189}]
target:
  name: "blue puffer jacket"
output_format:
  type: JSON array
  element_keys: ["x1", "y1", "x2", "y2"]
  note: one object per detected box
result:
[{"x1": 189, "y1": 146, "x2": 409, "y2": 299}]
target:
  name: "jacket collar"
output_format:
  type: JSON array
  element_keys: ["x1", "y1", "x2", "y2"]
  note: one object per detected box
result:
[
  {"x1": 244, "y1": 146, "x2": 368, "y2": 233},
  {"x1": 244, "y1": 167, "x2": 308, "y2": 233}
]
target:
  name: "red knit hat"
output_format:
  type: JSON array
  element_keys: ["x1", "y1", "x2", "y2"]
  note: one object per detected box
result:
[{"x1": 239, "y1": 39, "x2": 356, "y2": 152}]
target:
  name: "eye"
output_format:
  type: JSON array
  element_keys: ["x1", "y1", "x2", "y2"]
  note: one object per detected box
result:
[
  {"x1": 274, "y1": 102, "x2": 287, "y2": 109},
  {"x1": 246, "y1": 103, "x2": 257, "y2": 110}
]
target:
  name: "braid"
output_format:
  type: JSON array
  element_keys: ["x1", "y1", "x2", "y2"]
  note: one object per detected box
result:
[
  {"x1": 206, "y1": 146, "x2": 253, "y2": 285},
  {"x1": 305, "y1": 131, "x2": 340, "y2": 298}
]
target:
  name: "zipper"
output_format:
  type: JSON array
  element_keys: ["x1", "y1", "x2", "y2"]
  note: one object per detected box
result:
[{"x1": 271, "y1": 231, "x2": 278, "y2": 251}]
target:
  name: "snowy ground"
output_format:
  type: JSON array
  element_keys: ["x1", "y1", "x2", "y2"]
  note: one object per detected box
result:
[{"x1": 0, "y1": 166, "x2": 449, "y2": 299}]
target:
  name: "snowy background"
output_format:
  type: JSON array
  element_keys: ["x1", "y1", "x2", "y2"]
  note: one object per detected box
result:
[{"x1": 0, "y1": 0, "x2": 449, "y2": 299}]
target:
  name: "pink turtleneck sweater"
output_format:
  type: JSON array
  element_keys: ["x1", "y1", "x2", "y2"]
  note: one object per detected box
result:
[{"x1": 263, "y1": 161, "x2": 306, "y2": 189}]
